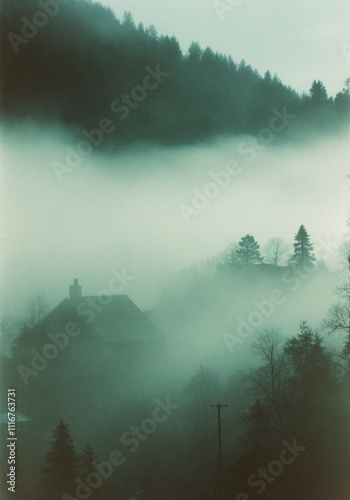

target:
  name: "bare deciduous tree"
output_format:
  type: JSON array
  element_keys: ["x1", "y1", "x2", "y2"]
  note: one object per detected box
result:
[
  {"x1": 262, "y1": 238, "x2": 289, "y2": 266},
  {"x1": 25, "y1": 293, "x2": 49, "y2": 329},
  {"x1": 323, "y1": 215, "x2": 350, "y2": 358},
  {"x1": 323, "y1": 303, "x2": 349, "y2": 336},
  {"x1": 337, "y1": 240, "x2": 350, "y2": 275},
  {"x1": 248, "y1": 329, "x2": 290, "y2": 427},
  {"x1": 184, "y1": 364, "x2": 220, "y2": 404}
]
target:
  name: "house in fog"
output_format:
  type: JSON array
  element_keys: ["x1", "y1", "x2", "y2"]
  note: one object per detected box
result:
[
  {"x1": 13, "y1": 278, "x2": 164, "y2": 420},
  {"x1": 14, "y1": 279, "x2": 162, "y2": 360},
  {"x1": 38, "y1": 279, "x2": 162, "y2": 345},
  {"x1": 11, "y1": 282, "x2": 164, "y2": 476}
]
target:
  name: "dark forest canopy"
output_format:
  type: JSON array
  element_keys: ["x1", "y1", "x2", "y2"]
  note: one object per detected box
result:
[{"x1": 1, "y1": 0, "x2": 350, "y2": 147}]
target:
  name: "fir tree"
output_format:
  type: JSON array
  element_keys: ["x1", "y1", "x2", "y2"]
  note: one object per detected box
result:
[
  {"x1": 122, "y1": 11, "x2": 136, "y2": 30},
  {"x1": 234, "y1": 235, "x2": 263, "y2": 265},
  {"x1": 289, "y1": 225, "x2": 316, "y2": 268},
  {"x1": 41, "y1": 420, "x2": 78, "y2": 500},
  {"x1": 243, "y1": 400, "x2": 274, "y2": 455},
  {"x1": 309, "y1": 80, "x2": 328, "y2": 105},
  {"x1": 79, "y1": 442, "x2": 97, "y2": 478}
]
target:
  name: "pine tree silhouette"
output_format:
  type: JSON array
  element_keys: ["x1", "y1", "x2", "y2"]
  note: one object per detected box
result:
[
  {"x1": 41, "y1": 420, "x2": 78, "y2": 500},
  {"x1": 289, "y1": 225, "x2": 316, "y2": 268},
  {"x1": 79, "y1": 442, "x2": 97, "y2": 477},
  {"x1": 235, "y1": 235, "x2": 263, "y2": 265}
]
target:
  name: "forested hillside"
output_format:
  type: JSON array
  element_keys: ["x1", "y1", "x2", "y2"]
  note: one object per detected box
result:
[{"x1": 1, "y1": 0, "x2": 349, "y2": 146}]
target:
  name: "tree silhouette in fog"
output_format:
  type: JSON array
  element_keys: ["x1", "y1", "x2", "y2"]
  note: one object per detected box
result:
[
  {"x1": 24, "y1": 293, "x2": 49, "y2": 329},
  {"x1": 242, "y1": 399, "x2": 275, "y2": 461},
  {"x1": 41, "y1": 420, "x2": 78, "y2": 500},
  {"x1": 234, "y1": 235, "x2": 263, "y2": 266},
  {"x1": 323, "y1": 215, "x2": 350, "y2": 360},
  {"x1": 263, "y1": 238, "x2": 289, "y2": 266},
  {"x1": 79, "y1": 442, "x2": 97, "y2": 478},
  {"x1": 335, "y1": 78, "x2": 350, "y2": 114},
  {"x1": 284, "y1": 321, "x2": 334, "y2": 398},
  {"x1": 289, "y1": 225, "x2": 316, "y2": 268},
  {"x1": 235, "y1": 322, "x2": 349, "y2": 500},
  {"x1": 249, "y1": 328, "x2": 287, "y2": 427},
  {"x1": 184, "y1": 365, "x2": 220, "y2": 474},
  {"x1": 309, "y1": 80, "x2": 328, "y2": 106}
]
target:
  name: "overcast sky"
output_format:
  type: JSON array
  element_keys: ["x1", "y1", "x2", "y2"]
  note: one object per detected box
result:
[{"x1": 100, "y1": 0, "x2": 350, "y2": 96}]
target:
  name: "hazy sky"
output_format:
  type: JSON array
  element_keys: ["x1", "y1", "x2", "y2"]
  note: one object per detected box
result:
[{"x1": 100, "y1": 0, "x2": 350, "y2": 96}]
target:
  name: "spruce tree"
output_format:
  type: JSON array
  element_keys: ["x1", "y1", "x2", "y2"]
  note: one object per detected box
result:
[
  {"x1": 122, "y1": 11, "x2": 136, "y2": 30},
  {"x1": 243, "y1": 400, "x2": 274, "y2": 455},
  {"x1": 41, "y1": 420, "x2": 78, "y2": 500},
  {"x1": 79, "y1": 442, "x2": 97, "y2": 478},
  {"x1": 289, "y1": 225, "x2": 316, "y2": 268},
  {"x1": 309, "y1": 80, "x2": 328, "y2": 105},
  {"x1": 234, "y1": 235, "x2": 263, "y2": 265}
]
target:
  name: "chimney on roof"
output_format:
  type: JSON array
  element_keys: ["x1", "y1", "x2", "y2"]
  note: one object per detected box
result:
[{"x1": 69, "y1": 279, "x2": 82, "y2": 304}]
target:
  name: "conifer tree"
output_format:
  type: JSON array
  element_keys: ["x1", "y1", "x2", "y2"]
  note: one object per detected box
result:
[
  {"x1": 122, "y1": 11, "x2": 136, "y2": 30},
  {"x1": 289, "y1": 225, "x2": 316, "y2": 268},
  {"x1": 79, "y1": 442, "x2": 97, "y2": 478},
  {"x1": 41, "y1": 420, "x2": 78, "y2": 500},
  {"x1": 243, "y1": 400, "x2": 274, "y2": 455},
  {"x1": 309, "y1": 80, "x2": 328, "y2": 105},
  {"x1": 234, "y1": 235, "x2": 263, "y2": 265}
]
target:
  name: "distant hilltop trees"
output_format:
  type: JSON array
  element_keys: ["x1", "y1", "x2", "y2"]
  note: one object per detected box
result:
[
  {"x1": 1, "y1": 0, "x2": 349, "y2": 147},
  {"x1": 289, "y1": 225, "x2": 316, "y2": 268},
  {"x1": 219, "y1": 225, "x2": 317, "y2": 269}
]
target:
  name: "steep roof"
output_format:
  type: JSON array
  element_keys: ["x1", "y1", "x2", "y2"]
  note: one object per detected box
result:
[
  {"x1": 34, "y1": 294, "x2": 162, "y2": 344},
  {"x1": 78, "y1": 295, "x2": 162, "y2": 343}
]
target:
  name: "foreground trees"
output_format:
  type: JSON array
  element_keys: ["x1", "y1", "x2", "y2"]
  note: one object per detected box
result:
[
  {"x1": 235, "y1": 323, "x2": 349, "y2": 500},
  {"x1": 323, "y1": 216, "x2": 350, "y2": 359},
  {"x1": 41, "y1": 421, "x2": 78, "y2": 499},
  {"x1": 27, "y1": 316, "x2": 350, "y2": 500},
  {"x1": 79, "y1": 443, "x2": 97, "y2": 478},
  {"x1": 248, "y1": 329, "x2": 288, "y2": 428},
  {"x1": 246, "y1": 323, "x2": 341, "y2": 436},
  {"x1": 183, "y1": 365, "x2": 220, "y2": 472}
]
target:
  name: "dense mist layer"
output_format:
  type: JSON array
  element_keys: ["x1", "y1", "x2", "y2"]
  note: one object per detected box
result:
[{"x1": 2, "y1": 123, "x2": 348, "y2": 315}]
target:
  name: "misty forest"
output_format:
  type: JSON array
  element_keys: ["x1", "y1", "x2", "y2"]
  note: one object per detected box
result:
[{"x1": 0, "y1": 0, "x2": 350, "y2": 499}]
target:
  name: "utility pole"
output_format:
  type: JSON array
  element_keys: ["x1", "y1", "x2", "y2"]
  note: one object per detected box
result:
[{"x1": 210, "y1": 403, "x2": 228, "y2": 496}]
